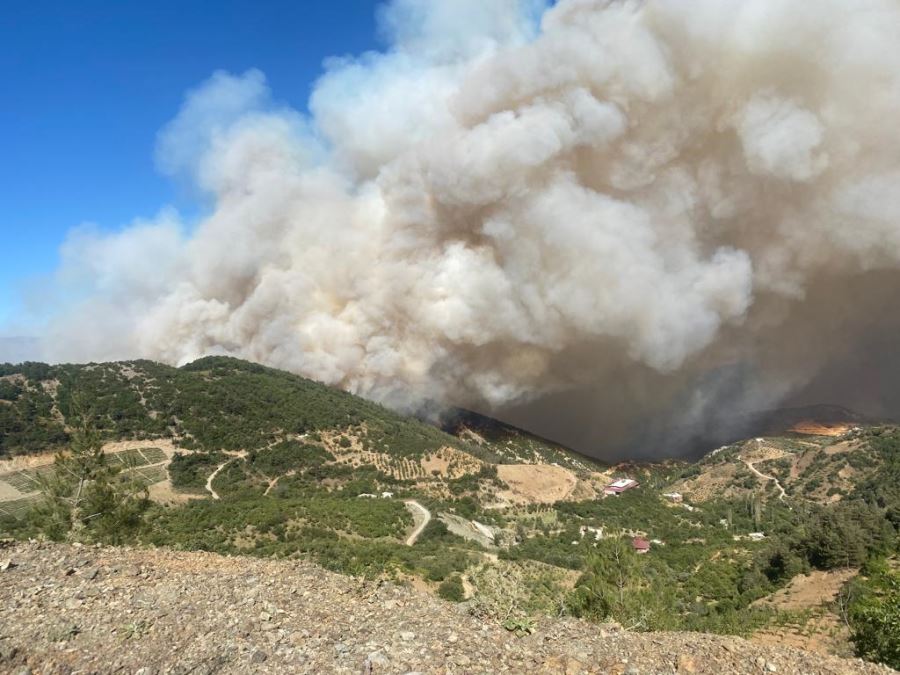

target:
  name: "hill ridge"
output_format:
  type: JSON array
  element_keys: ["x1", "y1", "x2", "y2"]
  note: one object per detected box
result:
[{"x1": 1, "y1": 357, "x2": 897, "y2": 670}]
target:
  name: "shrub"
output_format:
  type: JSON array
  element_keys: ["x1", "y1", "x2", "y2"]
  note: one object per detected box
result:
[
  {"x1": 848, "y1": 561, "x2": 900, "y2": 669},
  {"x1": 168, "y1": 451, "x2": 225, "y2": 490},
  {"x1": 438, "y1": 574, "x2": 465, "y2": 602}
]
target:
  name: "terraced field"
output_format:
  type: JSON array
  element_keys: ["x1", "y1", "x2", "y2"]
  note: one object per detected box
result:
[
  {"x1": 0, "y1": 495, "x2": 41, "y2": 518},
  {"x1": 1, "y1": 464, "x2": 57, "y2": 494},
  {"x1": 106, "y1": 446, "x2": 167, "y2": 467},
  {"x1": 331, "y1": 444, "x2": 485, "y2": 482},
  {"x1": 0, "y1": 446, "x2": 173, "y2": 517},
  {"x1": 129, "y1": 464, "x2": 168, "y2": 487}
]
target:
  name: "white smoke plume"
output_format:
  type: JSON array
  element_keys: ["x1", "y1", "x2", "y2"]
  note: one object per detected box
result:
[{"x1": 39, "y1": 0, "x2": 900, "y2": 456}]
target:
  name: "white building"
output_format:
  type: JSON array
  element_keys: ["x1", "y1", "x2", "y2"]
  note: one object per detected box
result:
[{"x1": 604, "y1": 478, "x2": 639, "y2": 496}]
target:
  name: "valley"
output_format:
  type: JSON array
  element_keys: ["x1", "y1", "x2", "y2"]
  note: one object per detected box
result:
[{"x1": 0, "y1": 357, "x2": 897, "y2": 671}]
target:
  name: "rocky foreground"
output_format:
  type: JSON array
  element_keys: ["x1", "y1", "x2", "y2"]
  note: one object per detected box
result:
[{"x1": 0, "y1": 541, "x2": 894, "y2": 675}]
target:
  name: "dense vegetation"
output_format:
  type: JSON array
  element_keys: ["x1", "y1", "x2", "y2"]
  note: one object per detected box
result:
[
  {"x1": 1, "y1": 358, "x2": 897, "y2": 669},
  {"x1": 0, "y1": 358, "x2": 478, "y2": 460},
  {"x1": 847, "y1": 559, "x2": 900, "y2": 669},
  {"x1": 167, "y1": 451, "x2": 225, "y2": 491},
  {"x1": 0, "y1": 365, "x2": 67, "y2": 455},
  {"x1": 855, "y1": 427, "x2": 900, "y2": 529},
  {"x1": 14, "y1": 411, "x2": 150, "y2": 544}
]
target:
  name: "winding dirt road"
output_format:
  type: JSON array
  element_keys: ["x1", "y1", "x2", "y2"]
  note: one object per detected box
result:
[
  {"x1": 205, "y1": 462, "x2": 228, "y2": 500},
  {"x1": 204, "y1": 451, "x2": 248, "y2": 500},
  {"x1": 404, "y1": 500, "x2": 431, "y2": 546},
  {"x1": 742, "y1": 459, "x2": 786, "y2": 501}
]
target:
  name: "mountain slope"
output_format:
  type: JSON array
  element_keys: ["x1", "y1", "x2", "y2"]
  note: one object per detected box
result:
[
  {"x1": 0, "y1": 357, "x2": 470, "y2": 460},
  {"x1": 0, "y1": 540, "x2": 893, "y2": 675},
  {"x1": 0, "y1": 357, "x2": 607, "y2": 470},
  {"x1": 0, "y1": 358, "x2": 897, "y2": 668},
  {"x1": 669, "y1": 425, "x2": 899, "y2": 505},
  {"x1": 440, "y1": 407, "x2": 606, "y2": 473}
]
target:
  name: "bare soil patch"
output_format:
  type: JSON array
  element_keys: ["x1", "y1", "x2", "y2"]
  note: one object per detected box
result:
[
  {"x1": 791, "y1": 422, "x2": 853, "y2": 436},
  {"x1": 0, "y1": 439, "x2": 182, "y2": 509},
  {"x1": 824, "y1": 441, "x2": 853, "y2": 456},
  {"x1": 671, "y1": 463, "x2": 740, "y2": 503},
  {"x1": 439, "y1": 513, "x2": 496, "y2": 547},
  {"x1": 0, "y1": 439, "x2": 180, "y2": 476},
  {"x1": 754, "y1": 569, "x2": 857, "y2": 612},
  {"x1": 790, "y1": 447, "x2": 819, "y2": 480},
  {"x1": 147, "y1": 478, "x2": 203, "y2": 505},
  {"x1": 752, "y1": 569, "x2": 859, "y2": 658},
  {"x1": 568, "y1": 477, "x2": 599, "y2": 501},
  {"x1": 419, "y1": 447, "x2": 481, "y2": 479},
  {"x1": 0, "y1": 480, "x2": 23, "y2": 501},
  {"x1": 496, "y1": 464, "x2": 577, "y2": 505},
  {"x1": 98, "y1": 438, "x2": 179, "y2": 459},
  {"x1": 0, "y1": 451, "x2": 59, "y2": 474}
]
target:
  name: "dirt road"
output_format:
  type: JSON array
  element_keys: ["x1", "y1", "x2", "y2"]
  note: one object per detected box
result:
[
  {"x1": 205, "y1": 462, "x2": 228, "y2": 500},
  {"x1": 204, "y1": 451, "x2": 248, "y2": 500},
  {"x1": 743, "y1": 459, "x2": 786, "y2": 500},
  {"x1": 404, "y1": 500, "x2": 431, "y2": 546}
]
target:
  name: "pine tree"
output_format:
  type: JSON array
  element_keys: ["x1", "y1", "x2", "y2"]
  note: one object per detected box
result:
[{"x1": 30, "y1": 398, "x2": 149, "y2": 543}]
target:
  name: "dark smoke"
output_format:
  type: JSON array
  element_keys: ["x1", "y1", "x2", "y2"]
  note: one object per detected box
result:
[{"x1": 26, "y1": 0, "x2": 900, "y2": 459}]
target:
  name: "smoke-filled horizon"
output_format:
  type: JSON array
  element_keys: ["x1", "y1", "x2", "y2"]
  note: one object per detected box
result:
[{"x1": 32, "y1": 0, "x2": 900, "y2": 458}]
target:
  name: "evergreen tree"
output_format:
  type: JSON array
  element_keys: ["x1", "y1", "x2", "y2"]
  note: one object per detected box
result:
[
  {"x1": 566, "y1": 533, "x2": 677, "y2": 630},
  {"x1": 30, "y1": 399, "x2": 149, "y2": 543}
]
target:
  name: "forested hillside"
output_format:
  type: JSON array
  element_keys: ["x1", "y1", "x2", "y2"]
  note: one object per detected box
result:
[
  {"x1": 0, "y1": 357, "x2": 897, "y2": 669},
  {"x1": 0, "y1": 357, "x2": 469, "y2": 459}
]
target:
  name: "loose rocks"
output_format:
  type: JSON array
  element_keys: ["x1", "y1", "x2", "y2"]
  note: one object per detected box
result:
[{"x1": 0, "y1": 541, "x2": 894, "y2": 675}]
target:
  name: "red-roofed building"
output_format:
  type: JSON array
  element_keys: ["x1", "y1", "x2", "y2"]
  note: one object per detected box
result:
[{"x1": 632, "y1": 537, "x2": 650, "y2": 554}]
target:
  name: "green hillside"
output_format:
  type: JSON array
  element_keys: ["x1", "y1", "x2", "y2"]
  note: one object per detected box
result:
[
  {"x1": 0, "y1": 357, "x2": 897, "y2": 668},
  {"x1": 0, "y1": 357, "x2": 473, "y2": 459},
  {"x1": 670, "y1": 426, "x2": 900, "y2": 508},
  {"x1": 0, "y1": 357, "x2": 607, "y2": 471}
]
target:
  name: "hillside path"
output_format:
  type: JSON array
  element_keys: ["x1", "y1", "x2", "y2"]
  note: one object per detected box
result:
[
  {"x1": 743, "y1": 459, "x2": 786, "y2": 501},
  {"x1": 205, "y1": 462, "x2": 228, "y2": 500},
  {"x1": 404, "y1": 500, "x2": 431, "y2": 546},
  {"x1": 204, "y1": 452, "x2": 248, "y2": 501},
  {"x1": 263, "y1": 471, "x2": 296, "y2": 496}
]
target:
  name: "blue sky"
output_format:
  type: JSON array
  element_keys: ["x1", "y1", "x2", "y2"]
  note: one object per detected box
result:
[{"x1": 0, "y1": 0, "x2": 383, "y2": 331}]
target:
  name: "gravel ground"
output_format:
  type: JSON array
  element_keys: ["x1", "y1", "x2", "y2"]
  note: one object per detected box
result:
[{"x1": 0, "y1": 540, "x2": 894, "y2": 675}]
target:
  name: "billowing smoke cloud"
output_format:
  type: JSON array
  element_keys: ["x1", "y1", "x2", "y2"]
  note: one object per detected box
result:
[{"x1": 39, "y1": 0, "x2": 900, "y2": 457}]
